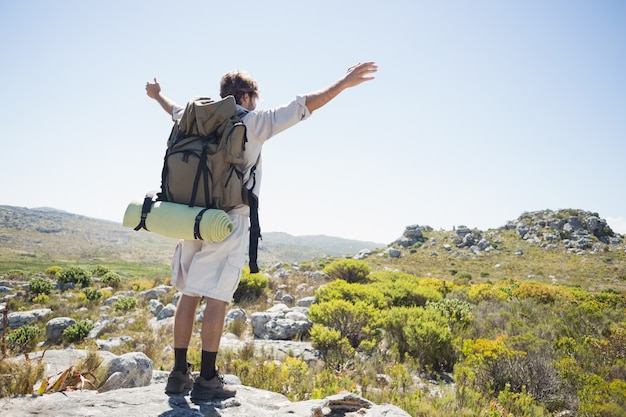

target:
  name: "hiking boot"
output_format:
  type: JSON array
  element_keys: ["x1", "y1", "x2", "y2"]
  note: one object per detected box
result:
[
  {"x1": 190, "y1": 371, "x2": 237, "y2": 401},
  {"x1": 165, "y1": 369, "x2": 194, "y2": 394}
]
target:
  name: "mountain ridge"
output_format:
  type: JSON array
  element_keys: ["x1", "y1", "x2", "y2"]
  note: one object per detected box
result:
[{"x1": 0, "y1": 205, "x2": 385, "y2": 268}]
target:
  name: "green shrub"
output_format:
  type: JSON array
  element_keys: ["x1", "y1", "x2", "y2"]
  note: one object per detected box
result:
[
  {"x1": 309, "y1": 324, "x2": 355, "y2": 369},
  {"x1": 45, "y1": 265, "x2": 62, "y2": 277},
  {"x1": 382, "y1": 306, "x2": 455, "y2": 371},
  {"x1": 90, "y1": 265, "x2": 110, "y2": 278},
  {"x1": 83, "y1": 288, "x2": 102, "y2": 302},
  {"x1": 309, "y1": 299, "x2": 381, "y2": 348},
  {"x1": 101, "y1": 272, "x2": 121, "y2": 288},
  {"x1": 28, "y1": 276, "x2": 54, "y2": 297},
  {"x1": 62, "y1": 320, "x2": 94, "y2": 343},
  {"x1": 427, "y1": 298, "x2": 473, "y2": 332},
  {"x1": 233, "y1": 272, "x2": 268, "y2": 302},
  {"x1": 323, "y1": 259, "x2": 370, "y2": 284},
  {"x1": 315, "y1": 279, "x2": 386, "y2": 308},
  {"x1": 57, "y1": 266, "x2": 92, "y2": 288},
  {"x1": 7, "y1": 325, "x2": 41, "y2": 354},
  {"x1": 114, "y1": 296, "x2": 138, "y2": 312},
  {"x1": 7, "y1": 269, "x2": 27, "y2": 279},
  {"x1": 371, "y1": 277, "x2": 443, "y2": 308}
]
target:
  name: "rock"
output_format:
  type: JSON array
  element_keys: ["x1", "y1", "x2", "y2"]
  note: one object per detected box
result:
[
  {"x1": 251, "y1": 304, "x2": 312, "y2": 340},
  {"x1": 99, "y1": 352, "x2": 153, "y2": 392},
  {"x1": 45, "y1": 317, "x2": 76, "y2": 342},
  {"x1": 296, "y1": 296, "x2": 316, "y2": 307},
  {"x1": 224, "y1": 308, "x2": 247, "y2": 327},
  {"x1": 137, "y1": 285, "x2": 172, "y2": 301},
  {"x1": 97, "y1": 336, "x2": 133, "y2": 351},
  {"x1": 148, "y1": 299, "x2": 164, "y2": 316},
  {"x1": 353, "y1": 249, "x2": 372, "y2": 260},
  {"x1": 0, "y1": 380, "x2": 411, "y2": 417},
  {"x1": 1, "y1": 308, "x2": 52, "y2": 331},
  {"x1": 156, "y1": 303, "x2": 176, "y2": 320}
]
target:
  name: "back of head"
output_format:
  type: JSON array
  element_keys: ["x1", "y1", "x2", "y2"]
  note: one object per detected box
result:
[{"x1": 220, "y1": 71, "x2": 259, "y2": 104}]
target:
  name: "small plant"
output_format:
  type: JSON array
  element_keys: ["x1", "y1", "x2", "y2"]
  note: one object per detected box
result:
[
  {"x1": 32, "y1": 293, "x2": 50, "y2": 304},
  {"x1": 90, "y1": 265, "x2": 110, "y2": 278},
  {"x1": 83, "y1": 288, "x2": 102, "y2": 302},
  {"x1": 233, "y1": 272, "x2": 268, "y2": 302},
  {"x1": 114, "y1": 296, "x2": 138, "y2": 312},
  {"x1": 7, "y1": 269, "x2": 27, "y2": 279},
  {"x1": 62, "y1": 320, "x2": 94, "y2": 343},
  {"x1": 101, "y1": 272, "x2": 121, "y2": 288},
  {"x1": 45, "y1": 265, "x2": 62, "y2": 277},
  {"x1": 7, "y1": 325, "x2": 41, "y2": 354},
  {"x1": 28, "y1": 276, "x2": 54, "y2": 298},
  {"x1": 323, "y1": 259, "x2": 371, "y2": 284},
  {"x1": 57, "y1": 266, "x2": 92, "y2": 288},
  {"x1": 226, "y1": 317, "x2": 247, "y2": 337}
]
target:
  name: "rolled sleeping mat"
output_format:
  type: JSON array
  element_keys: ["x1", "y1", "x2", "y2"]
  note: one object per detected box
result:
[{"x1": 123, "y1": 199, "x2": 233, "y2": 242}]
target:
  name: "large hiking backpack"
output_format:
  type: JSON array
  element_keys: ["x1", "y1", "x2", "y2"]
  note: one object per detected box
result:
[
  {"x1": 159, "y1": 95, "x2": 250, "y2": 210},
  {"x1": 155, "y1": 95, "x2": 262, "y2": 272}
]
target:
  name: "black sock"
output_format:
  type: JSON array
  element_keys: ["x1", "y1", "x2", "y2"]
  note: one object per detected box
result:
[
  {"x1": 200, "y1": 350, "x2": 217, "y2": 380},
  {"x1": 174, "y1": 348, "x2": 188, "y2": 373}
]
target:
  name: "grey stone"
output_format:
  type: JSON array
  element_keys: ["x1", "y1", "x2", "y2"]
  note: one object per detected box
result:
[{"x1": 45, "y1": 317, "x2": 76, "y2": 342}]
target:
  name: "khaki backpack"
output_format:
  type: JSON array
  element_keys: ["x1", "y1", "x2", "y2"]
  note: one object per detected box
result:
[
  {"x1": 159, "y1": 95, "x2": 251, "y2": 210},
  {"x1": 143, "y1": 95, "x2": 262, "y2": 272}
]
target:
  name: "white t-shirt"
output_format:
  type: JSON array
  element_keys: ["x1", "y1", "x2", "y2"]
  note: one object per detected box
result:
[{"x1": 172, "y1": 95, "x2": 311, "y2": 213}]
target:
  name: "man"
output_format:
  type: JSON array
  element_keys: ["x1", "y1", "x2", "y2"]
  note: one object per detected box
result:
[{"x1": 145, "y1": 61, "x2": 377, "y2": 401}]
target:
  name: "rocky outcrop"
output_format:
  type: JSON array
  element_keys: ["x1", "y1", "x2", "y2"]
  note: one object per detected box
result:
[
  {"x1": 2, "y1": 349, "x2": 410, "y2": 417},
  {"x1": 503, "y1": 209, "x2": 622, "y2": 253},
  {"x1": 1, "y1": 382, "x2": 410, "y2": 417}
]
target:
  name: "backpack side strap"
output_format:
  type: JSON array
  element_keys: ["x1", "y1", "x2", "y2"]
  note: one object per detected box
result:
[{"x1": 134, "y1": 192, "x2": 156, "y2": 231}]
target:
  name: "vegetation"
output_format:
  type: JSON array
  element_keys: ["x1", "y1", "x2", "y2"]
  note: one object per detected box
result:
[{"x1": 1, "y1": 208, "x2": 625, "y2": 416}]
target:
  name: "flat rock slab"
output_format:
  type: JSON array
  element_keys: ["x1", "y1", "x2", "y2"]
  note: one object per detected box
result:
[{"x1": 1, "y1": 383, "x2": 292, "y2": 417}]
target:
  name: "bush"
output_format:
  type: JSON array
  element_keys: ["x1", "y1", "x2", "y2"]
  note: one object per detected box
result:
[
  {"x1": 323, "y1": 259, "x2": 370, "y2": 284},
  {"x1": 309, "y1": 299, "x2": 381, "y2": 348},
  {"x1": 310, "y1": 324, "x2": 355, "y2": 369},
  {"x1": 114, "y1": 296, "x2": 138, "y2": 312},
  {"x1": 83, "y1": 288, "x2": 102, "y2": 302},
  {"x1": 101, "y1": 272, "x2": 121, "y2": 288},
  {"x1": 315, "y1": 279, "x2": 386, "y2": 309},
  {"x1": 7, "y1": 325, "x2": 41, "y2": 354},
  {"x1": 90, "y1": 265, "x2": 110, "y2": 278},
  {"x1": 7, "y1": 269, "x2": 27, "y2": 279},
  {"x1": 45, "y1": 266, "x2": 62, "y2": 277},
  {"x1": 233, "y1": 272, "x2": 268, "y2": 302},
  {"x1": 382, "y1": 306, "x2": 455, "y2": 371},
  {"x1": 62, "y1": 320, "x2": 94, "y2": 343},
  {"x1": 371, "y1": 277, "x2": 443, "y2": 308},
  {"x1": 28, "y1": 276, "x2": 54, "y2": 297},
  {"x1": 57, "y1": 266, "x2": 92, "y2": 288}
]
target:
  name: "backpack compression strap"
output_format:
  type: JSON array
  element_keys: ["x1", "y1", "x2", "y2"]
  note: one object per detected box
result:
[
  {"x1": 134, "y1": 192, "x2": 156, "y2": 231},
  {"x1": 247, "y1": 164, "x2": 261, "y2": 273},
  {"x1": 193, "y1": 208, "x2": 211, "y2": 240}
]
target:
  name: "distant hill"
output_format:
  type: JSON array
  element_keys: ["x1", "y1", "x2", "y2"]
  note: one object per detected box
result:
[{"x1": 0, "y1": 205, "x2": 385, "y2": 268}]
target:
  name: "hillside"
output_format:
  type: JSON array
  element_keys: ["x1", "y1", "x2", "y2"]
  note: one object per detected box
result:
[
  {"x1": 0, "y1": 205, "x2": 384, "y2": 273},
  {"x1": 1, "y1": 205, "x2": 624, "y2": 291},
  {"x1": 1, "y1": 206, "x2": 625, "y2": 416}
]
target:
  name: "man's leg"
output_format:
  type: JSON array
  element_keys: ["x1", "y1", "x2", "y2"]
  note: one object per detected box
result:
[
  {"x1": 165, "y1": 294, "x2": 200, "y2": 394},
  {"x1": 191, "y1": 297, "x2": 236, "y2": 399},
  {"x1": 199, "y1": 297, "x2": 227, "y2": 379},
  {"x1": 174, "y1": 294, "x2": 201, "y2": 350}
]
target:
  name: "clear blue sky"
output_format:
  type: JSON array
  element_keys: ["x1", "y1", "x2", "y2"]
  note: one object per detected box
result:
[{"x1": 1, "y1": 0, "x2": 625, "y2": 244}]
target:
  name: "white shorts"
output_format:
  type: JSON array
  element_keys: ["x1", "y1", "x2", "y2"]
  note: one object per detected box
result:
[{"x1": 170, "y1": 211, "x2": 249, "y2": 303}]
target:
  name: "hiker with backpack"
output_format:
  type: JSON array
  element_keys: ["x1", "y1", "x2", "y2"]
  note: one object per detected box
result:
[{"x1": 145, "y1": 61, "x2": 377, "y2": 401}]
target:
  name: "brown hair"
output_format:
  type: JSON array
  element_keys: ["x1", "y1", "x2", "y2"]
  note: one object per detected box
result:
[{"x1": 220, "y1": 70, "x2": 259, "y2": 104}]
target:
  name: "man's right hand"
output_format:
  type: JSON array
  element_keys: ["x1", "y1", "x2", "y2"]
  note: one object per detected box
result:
[{"x1": 146, "y1": 78, "x2": 162, "y2": 100}]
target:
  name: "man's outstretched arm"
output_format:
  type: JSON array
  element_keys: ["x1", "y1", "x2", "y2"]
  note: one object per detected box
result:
[
  {"x1": 146, "y1": 78, "x2": 178, "y2": 116},
  {"x1": 304, "y1": 62, "x2": 377, "y2": 114}
]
